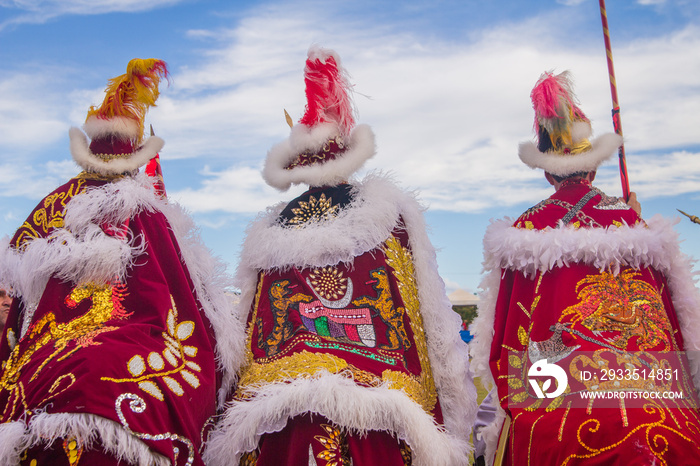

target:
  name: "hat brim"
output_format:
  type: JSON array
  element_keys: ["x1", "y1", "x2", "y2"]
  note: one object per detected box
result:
[
  {"x1": 69, "y1": 127, "x2": 164, "y2": 175},
  {"x1": 262, "y1": 122, "x2": 376, "y2": 191},
  {"x1": 518, "y1": 132, "x2": 622, "y2": 176}
]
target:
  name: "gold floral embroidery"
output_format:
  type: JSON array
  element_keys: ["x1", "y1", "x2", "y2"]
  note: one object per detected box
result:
[
  {"x1": 62, "y1": 437, "x2": 84, "y2": 466},
  {"x1": 102, "y1": 295, "x2": 202, "y2": 401},
  {"x1": 314, "y1": 423, "x2": 351, "y2": 466},
  {"x1": 308, "y1": 267, "x2": 348, "y2": 300},
  {"x1": 239, "y1": 449, "x2": 259, "y2": 465},
  {"x1": 382, "y1": 235, "x2": 437, "y2": 413},
  {"x1": 287, "y1": 193, "x2": 339, "y2": 226}
]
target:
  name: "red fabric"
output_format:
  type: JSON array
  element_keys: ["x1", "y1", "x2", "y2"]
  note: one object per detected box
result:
[
  {"x1": 253, "y1": 413, "x2": 408, "y2": 466},
  {"x1": 247, "y1": 225, "x2": 437, "y2": 412},
  {"x1": 513, "y1": 177, "x2": 640, "y2": 230},
  {"x1": 239, "y1": 214, "x2": 441, "y2": 460},
  {"x1": 0, "y1": 177, "x2": 220, "y2": 465},
  {"x1": 490, "y1": 180, "x2": 700, "y2": 465},
  {"x1": 9, "y1": 176, "x2": 96, "y2": 249}
]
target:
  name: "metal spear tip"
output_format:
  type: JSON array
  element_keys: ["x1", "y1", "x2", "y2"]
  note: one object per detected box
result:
[{"x1": 284, "y1": 109, "x2": 294, "y2": 129}]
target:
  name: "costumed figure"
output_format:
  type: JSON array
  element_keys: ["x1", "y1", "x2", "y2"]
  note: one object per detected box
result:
[
  {"x1": 469, "y1": 70, "x2": 700, "y2": 465},
  {"x1": 0, "y1": 59, "x2": 239, "y2": 465},
  {"x1": 204, "y1": 46, "x2": 476, "y2": 466}
]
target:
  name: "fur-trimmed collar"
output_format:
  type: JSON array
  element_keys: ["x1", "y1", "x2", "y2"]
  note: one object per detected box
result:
[
  {"x1": 482, "y1": 215, "x2": 681, "y2": 276},
  {"x1": 239, "y1": 174, "x2": 407, "y2": 273}
]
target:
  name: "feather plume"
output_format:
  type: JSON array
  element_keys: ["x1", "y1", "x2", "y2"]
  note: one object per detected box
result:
[
  {"x1": 298, "y1": 46, "x2": 355, "y2": 136},
  {"x1": 530, "y1": 71, "x2": 588, "y2": 148},
  {"x1": 86, "y1": 58, "x2": 169, "y2": 144}
]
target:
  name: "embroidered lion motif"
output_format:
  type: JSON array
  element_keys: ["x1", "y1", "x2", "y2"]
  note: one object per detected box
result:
[
  {"x1": 561, "y1": 269, "x2": 673, "y2": 351},
  {"x1": 256, "y1": 279, "x2": 312, "y2": 357},
  {"x1": 352, "y1": 267, "x2": 411, "y2": 351}
]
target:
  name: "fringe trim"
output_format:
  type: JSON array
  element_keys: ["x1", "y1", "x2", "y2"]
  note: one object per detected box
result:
[
  {"x1": 518, "y1": 133, "x2": 621, "y2": 176},
  {"x1": 262, "y1": 123, "x2": 375, "y2": 191},
  {"x1": 226, "y1": 173, "x2": 476, "y2": 461},
  {"x1": 204, "y1": 372, "x2": 471, "y2": 466},
  {"x1": 69, "y1": 127, "x2": 164, "y2": 175},
  {"x1": 0, "y1": 414, "x2": 169, "y2": 466},
  {"x1": 471, "y1": 214, "x2": 700, "y2": 389}
]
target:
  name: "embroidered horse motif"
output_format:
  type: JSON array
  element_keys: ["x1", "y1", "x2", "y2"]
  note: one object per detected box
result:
[
  {"x1": 257, "y1": 279, "x2": 312, "y2": 357},
  {"x1": 352, "y1": 268, "x2": 411, "y2": 351}
]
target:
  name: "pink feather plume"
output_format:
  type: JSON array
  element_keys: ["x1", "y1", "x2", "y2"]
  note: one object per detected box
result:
[{"x1": 299, "y1": 46, "x2": 356, "y2": 136}]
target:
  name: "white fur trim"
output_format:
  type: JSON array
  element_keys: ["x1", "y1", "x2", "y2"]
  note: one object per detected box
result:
[
  {"x1": 0, "y1": 422, "x2": 29, "y2": 465},
  {"x1": 83, "y1": 116, "x2": 141, "y2": 140},
  {"x1": 262, "y1": 123, "x2": 375, "y2": 191},
  {"x1": 205, "y1": 372, "x2": 471, "y2": 466},
  {"x1": 0, "y1": 413, "x2": 170, "y2": 466},
  {"x1": 0, "y1": 173, "x2": 242, "y2": 407},
  {"x1": 518, "y1": 132, "x2": 622, "y2": 176},
  {"x1": 0, "y1": 226, "x2": 142, "y2": 311},
  {"x1": 69, "y1": 127, "x2": 164, "y2": 175},
  {"x1": 470, "y1": 215, "x2": 700, "y2": 390},
  {"x1": 219, "y1": 173, "x2": 476, "y2": 462}
]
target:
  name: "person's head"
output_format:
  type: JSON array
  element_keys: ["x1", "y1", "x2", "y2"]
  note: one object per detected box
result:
[
  {"x1": 545, "y1": 170, "x2": 596, "y2": 191},
  {"x1": 0, "y1": 289, "x2": 12, "y2": 332},
  {"x1": 518, "y1": 71, "x2": 622, "y2": 179}
]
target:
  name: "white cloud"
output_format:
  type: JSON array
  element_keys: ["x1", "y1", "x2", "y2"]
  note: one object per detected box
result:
[
  {"x1": 149, "y1": 3, "x2": 700, "y2": 215},
  {"x1": 0, "y1": 0, "x2": 183, "y2": 29},
  {"x1": 2, "y1": 1, "x2": 699, "y2": 218}
]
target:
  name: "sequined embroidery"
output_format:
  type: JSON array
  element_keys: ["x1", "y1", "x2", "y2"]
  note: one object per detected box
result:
[
  {"x1": 256, "y1": 280, "x2": 313, "y2": 357},
  {"x1": 102, "y1": 295, "x2": 202, "y2": 401},
  {"x1": 561, "y1": 269, "x2": 674, "y2": 351},
  {"x1": 382, "y1": 235, "x2": 437, "y2": 412},
  {"x1": 286, "y1": 193, "x2": 340, "y2": 226},
  {"x1": 352, "y1": 267, "x2": 411, "y2": 351},
  {"x1": 12, "y1": 178, "x2": 88, "y2": 249},
  {"x1": 314, "y1": 423, "x2": 351, "y2": 466},
  {"x1": 115, "y1": 393, "x2": 195, "y2": 465},
  {"x1": 301, "y1": 267, "x2": 376, "y2": 348},
  {"x1": 0, "y1": 282, "x2": 128, "y2": 420},
  {"x1": 62, "y1": 437, "x2": 84, "y2": 466}
]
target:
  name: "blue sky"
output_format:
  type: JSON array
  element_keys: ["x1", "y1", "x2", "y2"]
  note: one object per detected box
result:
[{"x1": 1, "y1": 0, "x2": 699, "y2": 295}]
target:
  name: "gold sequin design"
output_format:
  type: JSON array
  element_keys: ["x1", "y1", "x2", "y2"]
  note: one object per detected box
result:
[
  {"x1": 12, "y1": 178, "x2": 88, "y2": 249},
  {"x1": 0, "y1": 283, "x2": 128, "y2": 420},
  {"x1": 561, "y1": 269, "x2": 674, "y2": 351},
  {"x1": 314, "y1": 423, "x2": 351, "y2": 466},
  {"x1": 62, "y1": 437, "x2": 84, "y2": 466},
  {"x1": 239, "y1": 449, "x2": 259, "y2": 465},
  {"x1": 382, "y1": 235, "x2": 437, "y2": 412},
  {"x1": 287, "y1": 193, "x2": 340, "y2": 227},
  {"x1": 399, "y1": 440, "x2": 413, "y2": 465},
  {"x1": 561, "y1": 406, "x2": 698, "y2": 465},
  {"x1": 308, "y1": 267, "x2": 348, "y2": 300},
  {"x1": 235, "y1": 349, "x2": 432, "y2": 412},
  {"x1": 102, "y1": 295, "x2": 202, "y2": 401}
]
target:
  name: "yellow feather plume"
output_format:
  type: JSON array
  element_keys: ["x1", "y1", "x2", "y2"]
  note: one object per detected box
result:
[{"x1": 86, "y1": 58, "x2": 169, "y2": 144}]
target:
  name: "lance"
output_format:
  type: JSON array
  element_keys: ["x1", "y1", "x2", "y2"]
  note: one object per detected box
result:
[
  {"x1": 678, "y1": 209, "x2": 700, "y2": 226},
  {"x1": 599, "y1": 0, "x2": 630, "y2": 201}
]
